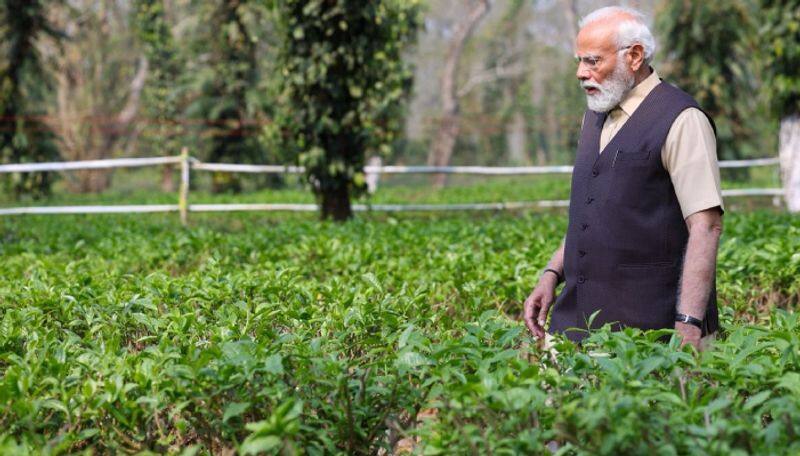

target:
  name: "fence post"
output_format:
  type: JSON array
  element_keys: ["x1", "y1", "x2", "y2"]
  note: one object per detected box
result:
[
  {"x1": 179, "y1": 147, "x2": 190, "y2": 226},
  {"x1": 366, "y1": 156, "x2": 382, "y2": 194},
  {"x1": 779, "y1": 114, "x2": 800, "y2": 212}
]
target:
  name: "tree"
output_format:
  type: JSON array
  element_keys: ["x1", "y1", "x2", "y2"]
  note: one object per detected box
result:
[
  {"x1": 275, "y1": 0, "x2": 420, "y2": 220},
  {"x1": 134, "y1": 0, "x2": 185, "y2": 192},
  {"x1": 656, "y1": 0, "x2": 763, "y2": 172},
  {"x1": 186, "y1": 0, "x2": 273, "y2": 194},
  {"x1": 427, "y1": 0, "x2": 490, "y2": 188},
  {"x1": 478, "y1": 0, "x2": 536, "y2": 167},
  {"x1": 0, "y1": 0, "x2": 62, "y2": 199},
  {"x1": 760, "y1": 0, "x2": 800, "y2": 212},
  {"x1": 42, "y1": 0, "x2": 147, "y2": 193}
]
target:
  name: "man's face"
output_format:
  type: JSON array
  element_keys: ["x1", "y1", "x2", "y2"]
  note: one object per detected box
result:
[{"x1": 575, "y1": 21, "x2": 635, "y2": 112}]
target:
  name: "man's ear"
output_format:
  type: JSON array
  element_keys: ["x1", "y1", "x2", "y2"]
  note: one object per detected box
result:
[{"x1": 628, "y1": 43, "x2": 645, "y2": 72}]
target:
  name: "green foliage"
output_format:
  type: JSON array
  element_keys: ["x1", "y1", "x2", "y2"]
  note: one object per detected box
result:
[
  {"x1": 134, "y1": 0, "x2": 185, "y2": 157},
  {"x1": 471, "y1": 1, "x2": 583, "y2": 167},
  {"x1": 655, "y1": 0, "x2": 766, "y2": 163},
  {"x1": 0, "y1": 208, "x2": 798, "y2": 453},
  {"x1": 274, "y1": 0, "x2": 420, "y2": 219},
  {"x1": 0, "y1": 0, "x2": 62, "y2": 199},
  {"x1": 759, "y1": 0, "x2": 800, "y2": 117},
  {"x1": 186, "y1": 0, "x2": 276, "y2": 193}
]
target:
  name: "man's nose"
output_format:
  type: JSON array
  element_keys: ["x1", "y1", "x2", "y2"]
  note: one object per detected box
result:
[{"x1": 576, "y1": 65, "x2": 591, "y2": 81}]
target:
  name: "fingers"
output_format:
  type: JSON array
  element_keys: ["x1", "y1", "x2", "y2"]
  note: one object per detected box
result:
[
  {"x1": 523, "y1": 292, "x2": 545, "y2": 339},
  {"x1": 523, "y1": 294, "x2": 539, "y2": 337},
  {"x1": 537, "y1": 295, "x2": 553, "y2": 329}
]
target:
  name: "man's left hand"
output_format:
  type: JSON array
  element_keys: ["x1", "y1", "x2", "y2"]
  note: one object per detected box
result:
[{"x1": 675, "y1": 321, "x2": 702, "y2": 350}]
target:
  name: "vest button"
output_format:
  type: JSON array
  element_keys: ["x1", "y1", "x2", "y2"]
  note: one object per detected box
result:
[
  {"x1": 579, "y1": 250, "x2": 586, "y2": 257},
  {"x1": 592, "y1": 169, "x2": 599, "y2": 177},
  {"x1": 586, "y1": 196, "x2": 594, "y2": 204},
  {"x1": 578, "y1": 275, "x2": 586, "y2": 283},
  {"x1": 581, "y1": 223, "x2": 589, "y2": 231}
]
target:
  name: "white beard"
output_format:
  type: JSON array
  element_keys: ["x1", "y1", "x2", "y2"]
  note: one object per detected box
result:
[{"x1": 581, "y1": 59, "x2": 636, "y2": 113}]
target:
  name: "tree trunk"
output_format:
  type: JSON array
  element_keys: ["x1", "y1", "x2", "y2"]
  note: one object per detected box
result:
[
  {"x1": 535, "y1": 146, "x2": 547, "y2": 165},
  {"x1": 69, "y1": 169, "x2": 112, "y2": 193},
  {"x1": 779, "y1": 114, "x2": 800, "y2": 212},
  {"x1": 320, "y1": 185, "x2": 352, "y2": 221},
  {"x1": 428, "y1": 0, "x2": 490, "y2": 188},
  {"x1": 46, "y1": 52, "x2": 148, "y2": 194},
  {"x1": 161, "y1": 164, "x2": 175, "y2": 192},
  {"x1": 506, "y1": 110, "x2": 529, "y2": 165},
  {"x1": 429, "y1": 115, "x2": 461, "y2": 188},
  {"x1": 563, "y1": 0, "x2": 579, "y2": 41}
]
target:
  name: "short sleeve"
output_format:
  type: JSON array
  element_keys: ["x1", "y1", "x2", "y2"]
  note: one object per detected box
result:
[{"x1": 661, "y1": 108, "x2": 725, "y2": 219}]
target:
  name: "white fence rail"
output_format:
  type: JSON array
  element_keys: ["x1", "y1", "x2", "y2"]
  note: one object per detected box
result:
[
  {"x1": 1, "y1": 157, "x2": 780, "y2": 176},
  {"x1": 0, "y1": 205, "x2": 179, "y2": 216},
  {"x1": 188, "y1": 160, "x2": 778, "y2": 176},
  {"x1": 0, "y1": 156, "x2": 182, "y2": 173},
  {"x1": 0, "y1": 151, "x2": 785, "y2": 223}
]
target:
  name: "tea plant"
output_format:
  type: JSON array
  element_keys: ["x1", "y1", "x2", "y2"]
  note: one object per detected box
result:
[{"x1": 0, "y1": 209, "x2": 797, "y2": 454}]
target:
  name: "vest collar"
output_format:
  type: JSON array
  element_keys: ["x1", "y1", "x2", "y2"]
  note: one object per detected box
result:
[{"x1": 588, "y1": 77, "x2": 667, "y2": 159}]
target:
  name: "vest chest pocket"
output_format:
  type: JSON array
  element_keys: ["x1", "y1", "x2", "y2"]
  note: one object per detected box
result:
[
  {"x1": 615, "y1": 149, "x2": 650, "y2": 163},
  {"x1": 606, "y1": 149, "x2": 658, "y2": 208}
]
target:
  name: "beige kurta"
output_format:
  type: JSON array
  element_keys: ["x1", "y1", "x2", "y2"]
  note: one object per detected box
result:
[{"x1": 597, "y1": 70, "x2": 724, "y2": 219}]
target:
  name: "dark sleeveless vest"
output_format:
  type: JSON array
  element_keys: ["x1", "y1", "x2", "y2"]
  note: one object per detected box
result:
[{"x1": 548, "y1": 81, "x2": 720, "y2": 343}]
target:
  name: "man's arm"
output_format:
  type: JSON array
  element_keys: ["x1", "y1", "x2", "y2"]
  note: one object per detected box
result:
[
  {"x1": 675, "y1": 207, "x2": 723, "y2": 348},
  {"x1": 523, "y1": 236, "x2": 566, "y2": 338}
]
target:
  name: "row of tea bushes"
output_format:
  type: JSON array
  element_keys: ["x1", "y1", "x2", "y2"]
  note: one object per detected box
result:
[{"x1": 0, "y1": 210, "x2": 798, "y2": 453}]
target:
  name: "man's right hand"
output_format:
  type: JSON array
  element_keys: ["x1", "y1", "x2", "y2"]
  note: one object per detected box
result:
[{"x1": 523, "y1": 273, "x2": 558, "y2": 339}]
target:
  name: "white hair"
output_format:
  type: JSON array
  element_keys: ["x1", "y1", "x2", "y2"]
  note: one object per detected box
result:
[{"x1": 579, "y1": 6, "x2": 656, "y2": 64}]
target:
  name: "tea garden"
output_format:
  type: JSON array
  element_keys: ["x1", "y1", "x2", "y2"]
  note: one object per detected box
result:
[{"x1": 1, "y1": 204, "x2": 798, "y2": 454}]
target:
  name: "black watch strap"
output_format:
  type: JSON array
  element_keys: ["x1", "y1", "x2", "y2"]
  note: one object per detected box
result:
[
  {"x1": 542, "y1": 268, "x2": 563, "y2": 284},
  {"x1": 675, "y1": 313, "x2": 703, "y2": 329}
]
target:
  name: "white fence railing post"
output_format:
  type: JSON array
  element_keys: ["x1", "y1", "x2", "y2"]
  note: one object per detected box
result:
[
  {"x1": 179, "y1": 147, "x2": 190, "y2": 226},
  {"x1": 779, "y1": 114, "x2": 800, "y2": 212},
  {"x1": 366, "y1": 156, "x2": 382, "y2": 194}
]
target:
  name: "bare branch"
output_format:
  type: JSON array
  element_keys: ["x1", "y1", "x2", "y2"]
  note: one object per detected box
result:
[
  {"x1": 439, "y1": 0, "x2": 491, "y2": 114},
  {"x1": 428, "y1": 0, "x2": 492, "y2": 188},
  {"x1": 117, "y1": 56, "x2": 149, "y2": 125},
  {"x1": 457, "y1": 62, "x2": 529, "y2": 98}
]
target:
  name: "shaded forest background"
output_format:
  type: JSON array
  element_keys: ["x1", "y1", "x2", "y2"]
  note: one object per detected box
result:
[{"x1": 0, "y1": 0, "x2": 789, "y2": 199}]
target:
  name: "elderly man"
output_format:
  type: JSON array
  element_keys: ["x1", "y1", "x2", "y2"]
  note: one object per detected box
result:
[{"x1": 523, "y1": 6, "x2": 724, "y2": 350}]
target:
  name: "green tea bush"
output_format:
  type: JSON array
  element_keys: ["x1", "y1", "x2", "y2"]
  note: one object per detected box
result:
[{"x1": 0, "y1": 210, "x2": 797, "y2": 454}]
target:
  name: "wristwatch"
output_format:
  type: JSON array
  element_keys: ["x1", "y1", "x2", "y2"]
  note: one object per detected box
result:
[
  {"x1": 542, "y1": 268, "x2": 564, "y2": 284},
  {"x1": 675, "y1": 313, "x2": 703, "y2": 330}
]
